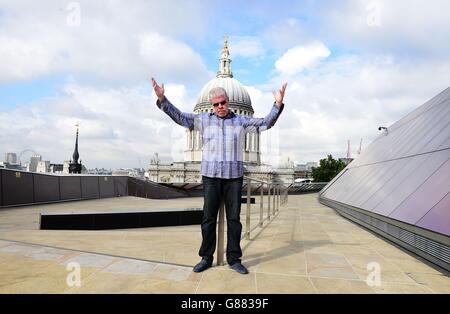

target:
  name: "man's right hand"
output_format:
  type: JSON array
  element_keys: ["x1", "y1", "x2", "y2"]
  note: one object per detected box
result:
[{"x1": 152, "y1": 77, "x2": 165, "y2": 102}]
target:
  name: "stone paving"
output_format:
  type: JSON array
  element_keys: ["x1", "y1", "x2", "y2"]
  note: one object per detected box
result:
[{"x1": 0, "y1": 194, "x2": 449, "y2": 293}]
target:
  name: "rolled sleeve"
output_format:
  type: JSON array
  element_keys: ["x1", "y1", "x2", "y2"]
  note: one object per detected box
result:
[
  {"x1": 242, "y1": 102, "x2": 284, "y2": 131},
  {"x1": 156, "y1": 98, "x2": 198, "y2": 130}
]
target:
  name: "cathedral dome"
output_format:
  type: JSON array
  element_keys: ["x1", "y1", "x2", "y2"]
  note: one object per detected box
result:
[
  {"x1": 194, "y1": 77, "x2": 253, "y2": 114},
  {"x1": 193, "y1": 35, "x2": 254, "y2": 115}
]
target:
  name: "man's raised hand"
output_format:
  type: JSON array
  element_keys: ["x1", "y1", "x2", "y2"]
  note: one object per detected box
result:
[
  {"x1": 152, "y1": 77, "x2": 165, "y2": 102},
  {"x1": 272, "y1": 82, "x2": 288, "y2": 108}
]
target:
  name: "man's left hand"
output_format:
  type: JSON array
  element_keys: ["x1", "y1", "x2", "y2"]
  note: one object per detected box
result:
[{"x1": 272, "y1": 82, "x2": 288, "y2": 108}]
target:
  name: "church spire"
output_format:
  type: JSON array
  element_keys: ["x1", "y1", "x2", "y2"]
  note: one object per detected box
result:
[
  {"x1": 72, "y1": 125, "x2": 80, "y2": 163},
  {"x1": 69, "y1": 123, "x2": 82, "y2": 174},
  {"x1": 217, "y1": 34, "x2": 233, "y2": 78}
]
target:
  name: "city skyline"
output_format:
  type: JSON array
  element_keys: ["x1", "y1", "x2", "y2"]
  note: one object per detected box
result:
[
  {"x1": 2, "y1": 149, "x2": 317, "y2": 172},
  {"x1": 1, "y1": 1, "x2": 450, "y2": 169}
]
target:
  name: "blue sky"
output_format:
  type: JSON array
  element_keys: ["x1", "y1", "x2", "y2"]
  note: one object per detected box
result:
[
  {"x1": 0, "y1": 75, "x2": 64, "y2": 109},
  {"x1": 1, "y1": 0, "x2": 449, "y2": 168}
]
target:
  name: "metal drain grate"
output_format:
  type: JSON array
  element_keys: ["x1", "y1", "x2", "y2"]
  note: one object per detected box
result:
[{"x1": 320, "y1": 197, "x2": 450, "y2": 270}]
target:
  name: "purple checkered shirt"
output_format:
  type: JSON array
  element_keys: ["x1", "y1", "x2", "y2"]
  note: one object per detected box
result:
[{"x1": 157, "y1": 98, "x2": 284, "y2": 179}]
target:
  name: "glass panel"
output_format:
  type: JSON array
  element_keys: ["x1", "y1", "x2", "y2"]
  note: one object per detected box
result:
[
  {"x1": 389, "y1": 158, "x2": 450, "y2": 224},
  {"x1": 373, "y1": 149, "x2": 449, "y2": 216},
  {"x1": 351, "y1": 159, "x2": 404, "y2": 209},
  {"x1": 417, "y1": 192, "x2": 450, "y2": 236},
  {"x1": 345, "y1": 161, "x2": 397, "y2": 208},
  {"x1": 421, "y1": 123, "x2": 450, "y2": 152},
  {"x1": 332, "y1": 166, "x2": 373, "y2": 203},
  {"x1": 362, "y1": 154, "x2": 428, "y2": 211},
  {"x1": 396, "y1": 104, "x2": 450, "y2": 157}
]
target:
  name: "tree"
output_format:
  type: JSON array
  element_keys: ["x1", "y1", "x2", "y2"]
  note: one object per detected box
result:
[{"x1": 311, "y1": 154, "x2": 346, "y2": 182}]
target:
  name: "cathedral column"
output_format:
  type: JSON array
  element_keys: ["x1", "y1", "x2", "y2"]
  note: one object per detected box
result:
[
  {"x1": 245, "y1": 133, "x2": 249, "y2": 151},
  {"x1": 251, "y1": 133, "x2": 255, "y2": 152},
  {"x1": 186, "y1": 130, "x2": 190, "y2": 150},
  {"x1": 196, "y1": 130, "x2": 200, "y2": 150},
  {"x1": 257, "y1": 132, "x2": 260, "y2": 152}
]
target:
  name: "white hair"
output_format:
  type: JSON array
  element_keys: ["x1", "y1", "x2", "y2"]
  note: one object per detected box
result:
[{"x1": 208, "y1": 87, "x2": 228, "y2": 102}]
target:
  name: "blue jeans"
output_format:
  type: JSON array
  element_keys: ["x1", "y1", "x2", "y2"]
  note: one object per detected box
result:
[{"x1": 199, "y1": 176, "x2": 243, "y2": 265}]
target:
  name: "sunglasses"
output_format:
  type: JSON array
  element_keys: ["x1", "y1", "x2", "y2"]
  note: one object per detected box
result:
[{"x1": 212, "y1": 100, "x2": 227, "y2": 107}]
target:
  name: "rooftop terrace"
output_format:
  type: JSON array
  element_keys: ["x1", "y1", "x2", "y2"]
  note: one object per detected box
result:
[{"x1": 0, "y1": 194, "x2": 449, "y2": 293}]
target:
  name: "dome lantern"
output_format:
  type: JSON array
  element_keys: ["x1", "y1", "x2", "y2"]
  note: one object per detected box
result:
[{"x1": 217, "y1": 35, "x2": 233, "y2": 78}]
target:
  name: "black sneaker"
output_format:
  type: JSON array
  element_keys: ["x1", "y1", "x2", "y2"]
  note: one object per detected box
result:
[
  {"x1": 229, "y1": 262, "x2": 249, "y2": 274},
  {"x1": 193, "y1": 259, "x2": 212, "y2": 273}
]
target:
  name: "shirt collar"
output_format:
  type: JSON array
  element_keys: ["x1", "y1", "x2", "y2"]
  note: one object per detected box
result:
[{"x1": 210, "y1": 110, "x2": 236, "y2": 119}]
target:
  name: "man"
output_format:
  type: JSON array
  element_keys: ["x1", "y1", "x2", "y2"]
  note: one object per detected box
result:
[{"x1": 152, "y1": 77, "x2": 287, "y2": 274}]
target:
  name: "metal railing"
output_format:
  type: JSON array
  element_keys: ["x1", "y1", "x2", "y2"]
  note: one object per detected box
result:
[
  {"x1": 290, "y1": 182, "x2": 328, "y2": 193},
  {"x1": 216, "y1": 176, "x2": 289, "y2": 266}
]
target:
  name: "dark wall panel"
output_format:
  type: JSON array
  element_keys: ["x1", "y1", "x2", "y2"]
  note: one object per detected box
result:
[
  {"x1": 127, "y1": 177, "x2": 187, "y2": 199},
  {"x1": 34, "y1": 174, "x2": 60, "y2": 203},
  {"x1": 115, "y1": 176, "x2": 128, "y2": 196},
  {"x1": 128, "y1": 178, "x2": 137, "y2": 196},
  {"x1": 145, "y1": 183, "x2": 156, "y2": 199},
  {"x1": 60, "y1": 176, "x2": 82, "y2": 200},
  {"x1": 2, "y1": 170, "x2": 34, "y2": 206},
  {"x1": 0, "y1": 170, "x2": 197, "y2": 208},
  {"x1": 128, "y1": 178, "x2": 144, "y2": 197},
  {"x1": 136, "y1": 181, "x2": 145, "y2": 198},
  {"x1": 81, "y1": 176, "x2": 100, "y2": 199},
  {"x1": 40, "y1": 209, "x2": 203, "y2": 230},
  {"x1": 99, "y1": 176, "x2": 115, "y2": 198},
  {"x1": 143, "y1": 180, "x2": 180, "y2": 199}
]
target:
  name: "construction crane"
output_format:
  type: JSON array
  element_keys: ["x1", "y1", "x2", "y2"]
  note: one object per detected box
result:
[
  {"x1": 357, "y1": 139, "x2": 363, "y2": 155},
  {"x1": 347, "y1": 140, "x2": 351, "y2": 159}
]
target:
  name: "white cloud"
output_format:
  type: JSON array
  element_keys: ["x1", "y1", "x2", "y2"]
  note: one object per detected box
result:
[
  {"x1": 275, "y1": 42, "x2": 331, "y2": 76},
  {"x1": 262, "y1": 18, "x2": 312, "y2": 53},
  {"x1": 0, "y1": 36, "x2": 55, "y2": 81},
  {"x1": 0, "y1": 1, "x2": 213, "y2": 84},
  {"x1": 243, "y1": 85, "x2": 264, "y2": 105},
  {"x1": 228, "y1": 36, "x2": 266, "y2": 59},
  {"x1": 139, "y1": 33, "x2": 211, "y2": 85},
  {"x1": 315, "y1": 0, "x2": 450, "y2": 56}
]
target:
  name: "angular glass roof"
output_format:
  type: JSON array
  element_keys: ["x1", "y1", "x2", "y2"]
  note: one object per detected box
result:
[{"x1": 320, "y1": 86, "x2": 450, "y2": 236}]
